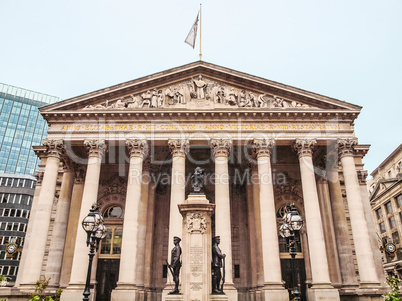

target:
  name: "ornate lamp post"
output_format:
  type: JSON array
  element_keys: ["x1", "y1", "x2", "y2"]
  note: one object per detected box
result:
[
  {"x1": 82, "y1": 204, "x2": 106, "y2": 301},
  {"x1": 279, "y1": 203, "x2": 303, "y2": 301}
]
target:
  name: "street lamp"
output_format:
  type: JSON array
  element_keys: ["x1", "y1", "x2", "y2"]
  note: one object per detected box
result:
[
  {"x1": 82, "y1": 203, "x2": 106, "y2": 301},
  {"x1": 279, "y1": 203, "x2": 303, "y2": 301}
]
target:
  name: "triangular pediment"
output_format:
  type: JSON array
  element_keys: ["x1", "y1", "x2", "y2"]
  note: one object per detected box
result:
[{"x1": 41, "y1": 61, "x2": 362, "y2": 114}]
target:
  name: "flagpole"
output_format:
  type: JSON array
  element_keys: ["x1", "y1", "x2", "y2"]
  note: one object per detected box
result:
[{"x1": 199, "y1": 3, "x2": 202, "y2": 61}]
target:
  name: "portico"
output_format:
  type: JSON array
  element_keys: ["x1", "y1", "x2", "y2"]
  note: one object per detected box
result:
[{"x1": 8, "y1": 61, "x2": 387, "y2": 301}]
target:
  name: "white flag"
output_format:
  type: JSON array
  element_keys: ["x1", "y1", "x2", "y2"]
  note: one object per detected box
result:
[{"x1": 185, "y1": 13, "x2": 199, "y2": 48}]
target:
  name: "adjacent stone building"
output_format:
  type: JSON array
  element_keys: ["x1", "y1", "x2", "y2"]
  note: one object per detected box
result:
[
  {"x1": 369, "y1": 144, "x2": 402, "y2": 277},
  {"x1": 0, "y1": 62, "x2": 387, "y2": 300}
]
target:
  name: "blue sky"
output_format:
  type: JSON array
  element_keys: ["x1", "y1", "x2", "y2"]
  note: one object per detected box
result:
[{"x1": 1, "y1": 0, "x2": 401, "y2": 176}]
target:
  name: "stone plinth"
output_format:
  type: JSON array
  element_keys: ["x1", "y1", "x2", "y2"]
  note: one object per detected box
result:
[{"x1": 178, "y1": 193, "x2": 215, "y2": 301}]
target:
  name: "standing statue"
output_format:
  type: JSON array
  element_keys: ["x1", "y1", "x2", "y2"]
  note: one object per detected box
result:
[
  {"x1": 212, "y1": 236, "x2": 226, "y2": 294},
  {"x1": 192, "y1": 75, "x2": 207, "y2": 99},
  {"x1": 167, "y1": 236, "x2": 182, "y2": 294},
  {"x1": 191, "y1": 167, "x2": 205, "y2": 193}
]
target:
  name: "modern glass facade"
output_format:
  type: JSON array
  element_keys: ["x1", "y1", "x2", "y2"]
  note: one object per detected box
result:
[{"x1": 0, "y1": 83, "x2": 60, "y2": 175}]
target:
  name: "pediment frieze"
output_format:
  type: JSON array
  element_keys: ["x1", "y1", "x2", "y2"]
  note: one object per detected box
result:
[{"x1": 82, "y1": 75, "x2": 317, "y2": 111}]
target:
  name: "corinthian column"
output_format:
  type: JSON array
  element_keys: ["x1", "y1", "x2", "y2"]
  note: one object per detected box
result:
[
  {"x1": 62, "y1": 140, "x2": 106, "y2": 300},
  {"x1": 167, "y1": 139, "x2": 189, "y2": 259},
  {"x1": 112, "y1": 139, "x2": 148, "y2": 301},
  {"x1": 294, "y1": 139, "x2": 339, "y2": 300},
  {"x1": 252, "y1": 138, "x2": 288, "y2": 300},
  {"x1": 19, "y1": 139, "x2": 64, "y2": 287},
  {"x1": 211, "y1": 138, "x2": 237, "y2": 300},
  {"x1": 338, "y1": 138, "x2": 379, "y2": 287},
  {"x1": 46, "y1": 158, "x2": 74, "y2": 287}
]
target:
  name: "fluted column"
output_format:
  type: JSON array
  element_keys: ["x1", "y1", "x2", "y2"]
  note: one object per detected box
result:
[
  {"x1": 294, "y1": 139, "x2": 340, "y2": 300},
  {"x1": 59, "y1": 165, "x2": 86, "y2": 288},
  {"x1": 338, "y1": 138, "x2": 380, "y2": 286},
  {"x1": 62, "y1": 140, "x2": 106, "y2": 300},
  {"x1": 326, "y1": 153, "x2": 358, "y2": 288},
  {"x1": 167, "y1": 139, "x2": 189, "y2": 262},
  {"x1": 135, "y1": 160, "x2": 151, "y2": 301},
  {"x1": 144, "y1": 175, "x2": 156, "y2": 297},
  {"x1": 113, "y1": 139, "x2": 148, "y2": 300},
  {"x1": 19, "y1": 139, "x2": 64, "y2": 287},
  {"x1": 252, "y1": 138, "x2": 288, "y2": 300},
  {"x1": 15, "y1": 168, "x2": 44, "y2": 287},
  {"x1": 46, "y1": 159, "x2": 74, "y2": 287},
  {"x1": 211, "y1": 138, "x2": 237, "y2": 299}
]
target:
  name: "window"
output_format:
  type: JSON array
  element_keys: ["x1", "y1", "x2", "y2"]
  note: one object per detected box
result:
[
  {"x1": 386, "y1": 202, "x2": 393, "y2": 214},
  {"x1": 393, "y1": 231, "x2": 400, "y2": 244},
  {"x1": 389, "y1": 216, "x2": 397, "y2": 229},
  {"x1": 380, "y1": 222, "x2": 386, "y2": 233},
  {"x1": 17, "y1": 179, "x2": 24, "y2": 187},
  {"x1": 103, "y1": 206, "x2": 124, "y2": 218},
  {"x1": 397, "y1": 194, "x2": 402, "y2": 208},
  {"x1": 376, "y1": 208, "x2": 383, "y2": 219},
  {"x1": 100, "y1": 226, "x2": 123, "y2": 256}
]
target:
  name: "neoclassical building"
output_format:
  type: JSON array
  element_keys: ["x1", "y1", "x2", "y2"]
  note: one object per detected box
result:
[{"x1": 0, "y1": 62, "x2": 387, "y2": 300}]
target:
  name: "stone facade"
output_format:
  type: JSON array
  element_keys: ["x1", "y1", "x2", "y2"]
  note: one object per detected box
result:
[
  {"x1": 369, "y1": 144, "x2": 402, "y2": 277},
  {"x1": 0, "y1": 62, "x2": 387, "y2": 300}
]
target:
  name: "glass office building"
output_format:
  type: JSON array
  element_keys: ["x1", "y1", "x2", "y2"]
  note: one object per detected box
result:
[
  {"x1": 0, "y1": 83, "x2": 60, "y2": 175},
  {"x1": 0, "y1": 83, "x2": 59, "y2": 284}
]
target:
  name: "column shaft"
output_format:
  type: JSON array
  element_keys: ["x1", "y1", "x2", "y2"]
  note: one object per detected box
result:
[
  {"x1": 20, "y1": 140, "x2": 64, "y2": 286},
  {"x1": 294, "y1": 139, "x2": 331, "y2": 286},
  {"x1": 46, "y1": 167, "x2": 74, "y2": 286},
  {"x1": 117, "y1": 139, "x2": 147, "y2": 287},
  {"x1": 211, "y1": 139, "x2": 234, "y2": 285},
  {"x1": 327, "y1": 165, "x2": 358, "y2": 287},
  {"x1": 339, "y1": 139, "x2": 379, "y2": 285},
  {"x1": 256, "y1": 151, "x2": 282, "y2": 284},
  {"x1": 59, "y1": 171, "x2": 85, "y2": 287},
  {"x1": 68, "y1": 140, "x2": 105, "y2": 286},
  {"x1": 167, "y1": 139, "x2": 188, "y2": 261}
]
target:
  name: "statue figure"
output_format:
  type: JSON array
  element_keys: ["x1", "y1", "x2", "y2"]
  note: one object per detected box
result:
[
  {"x1": 165, "y1": 87, "x2": 175, "y2": 105},
  {"x1": 192, "y1": 75, "x2": 207, "y2": 99},
  {"x1": 212, "y1": 236, "x2": 226, "y2": 294},
  {"x1": 151, "y1": 89, "x2": 159, "y2": 108},
  {"x1": 141, "y1": 90, "x2": 152, "y2": 108},
  {"x1": 127, "y1": 95, "x2": 140, "y2": 108},
  {"x1": 248, "y1": 92, "x2": 256, "y2": 107},
  {"x1": 167, "y1": 236, "x2": 182, "y2": 294},
  {"x1": 215, "y1": 86, "x2": 225, "y2": 104},
  {"x1": 191, "y1": 167, "x2": 205, "y2": 193},
  {"x1": 238, "y1": 90, "x2": 247, "y2": 107},
  {"x1": 226, "y1": 88, "x2": 238, "y2": 106}
]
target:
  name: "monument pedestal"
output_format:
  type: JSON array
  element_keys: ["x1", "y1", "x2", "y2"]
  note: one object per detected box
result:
[{"x1": 178, "y1": 193, "x2": 215, "y2": 301}]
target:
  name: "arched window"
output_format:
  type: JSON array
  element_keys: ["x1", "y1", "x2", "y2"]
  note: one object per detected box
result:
[{"x1": 103, "y1": 206, "x2": 124, "y2": 218}]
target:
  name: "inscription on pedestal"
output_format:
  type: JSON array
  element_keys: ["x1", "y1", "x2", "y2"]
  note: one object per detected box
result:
[{"x1": 190, "y1": 245, "x2": 203, "y2": 289}]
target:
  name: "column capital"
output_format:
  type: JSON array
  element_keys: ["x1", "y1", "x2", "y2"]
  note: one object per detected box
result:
[
  {"x1": 42, "y1": 139, "x2": 65, "y2": 159},
  {"x1": 338, "y1": 138, "x2": 357, "y2": 159},
  {"x1": 293, "y1": 139, "x2": 317, "y2": 158},
  {"x1": 210, "y1": 138, "x2": 232, "y2": 158},
  {"x1": 168, "y1": 139, "x2": 189, "y2": 158},
  {"x1": 84, "y1": 139, "x2": 107, "y2": 158},
  {"x1": 252, "y1": 138, "x2": 275, "y2": 158},
  {"x1": 126, "y1": 139, "x2": 148, "y2": 159}
]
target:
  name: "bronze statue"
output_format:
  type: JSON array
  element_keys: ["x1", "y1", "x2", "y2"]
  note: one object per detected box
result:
[
  {"x1": 191, "y1": 167, "x2": 205, "y2": 193},
  {"x1": 212, "y1": 236, "x2": 226, "y2": 294},
  {"x1": 167, "y1": 236, "x2": 182, "y2": 294}
]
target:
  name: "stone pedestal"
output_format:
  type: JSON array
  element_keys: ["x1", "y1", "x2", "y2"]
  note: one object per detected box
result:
[{"x1": 178, "y1": 193, "x2": 216, "y2": 301}]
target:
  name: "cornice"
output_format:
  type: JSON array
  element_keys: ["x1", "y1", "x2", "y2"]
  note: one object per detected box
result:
[
  {"x1": 42, "y1": 109, "x2": 360, "y2": 124},
  {"x1": 40, "y1": 61, "x2": 362, "y2": 113}
]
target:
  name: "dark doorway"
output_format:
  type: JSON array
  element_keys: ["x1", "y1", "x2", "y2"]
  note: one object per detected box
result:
[
  {"x1": 280, "y1": 258, "x2": 307, "y2": 301},
  {"x1": 96, "y1": 259, "x2": 120, "y2": 301}
]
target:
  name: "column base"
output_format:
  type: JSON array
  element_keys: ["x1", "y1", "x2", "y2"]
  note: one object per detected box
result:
[
  {"x1": 261, "y1": 286, "x2": 289, "y2": 301},
  {"x1": 307, "y1": 285, "x2": 340, "y2": 301},
  {"x1": 60, "y1": 286, "x2": 86, "y2": 301},
  {"x1": 111, "y1": 287, "x2": 138, "y2": 301},
  {"x1": 223, "y1": 282, "x2": 238, "y2": 301}
]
